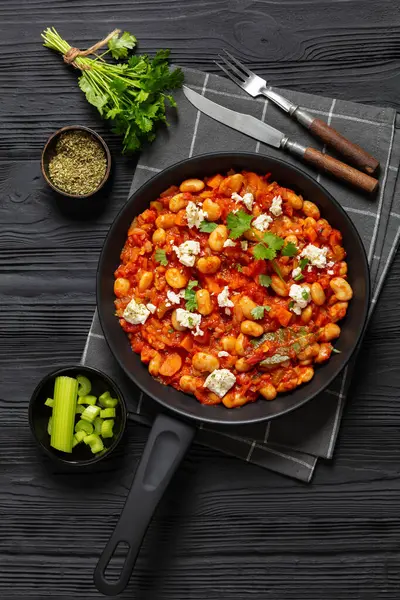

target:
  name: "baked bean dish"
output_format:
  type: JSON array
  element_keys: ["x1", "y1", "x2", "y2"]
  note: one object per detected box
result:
[{"x1": 114, "y1": 171, "x2": 352, "y2": 408}]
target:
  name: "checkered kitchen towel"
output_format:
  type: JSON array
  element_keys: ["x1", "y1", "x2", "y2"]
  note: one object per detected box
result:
[{"x1": 82, "y1": 68, "x2": 400, "y2": 482}]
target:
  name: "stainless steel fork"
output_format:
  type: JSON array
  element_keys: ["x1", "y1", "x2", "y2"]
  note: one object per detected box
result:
[{"x1": 216, "y1": 50, "x2": 379, "y2": 175}]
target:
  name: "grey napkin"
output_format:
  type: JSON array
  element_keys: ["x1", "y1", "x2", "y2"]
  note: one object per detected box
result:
[{"x1": 82, "y1": 68, "x2": 399, "y2": 482}]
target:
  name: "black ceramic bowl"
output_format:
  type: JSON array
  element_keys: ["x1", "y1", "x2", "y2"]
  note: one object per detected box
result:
[
  {"x1": 29, "y1": 365, "x2": 127, "y2": 466},
  {"x1": 41, "y1": 125, "x2": 112, "y2": 199}
]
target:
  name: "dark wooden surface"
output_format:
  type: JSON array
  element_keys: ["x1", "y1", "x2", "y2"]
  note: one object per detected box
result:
[{"x1": 1, "y1": 1, "x2": 400, "y2": 598}]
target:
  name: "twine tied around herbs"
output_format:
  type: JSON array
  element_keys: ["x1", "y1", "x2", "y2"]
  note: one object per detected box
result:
[{"x1": 63, "y1": 29, "x2": 121, "y2": 69}]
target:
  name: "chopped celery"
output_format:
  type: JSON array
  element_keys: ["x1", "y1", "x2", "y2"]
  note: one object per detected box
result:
[
  {"x1": 84, "y1": 433, "x2": 104, "y2": 454},
  {"x1": 81, "y1": 405, "x2": 101, "y2": 424},
  {"x1": 75, "y1": 404, "x2": 85, "y2": 414},
  {"x1": 99, "y1": 391, "x2": 119, "y2": 409},
  {"x1": 50, "y1": 375, "x2": 78, "y2": 453},
  {"x1": 100, "y1": 408, "x2": 116, "y2": 419},
  {"x1": 45, "y1": 398, "x2": 54, "y2": 408},
  {"x1": 77, "y1": 374, "x2": 91, "y2": 397},
  {"x1": 78, "y1": 395, "x2": 97, "y2": 406},
  {"x1": 75, "y1": 420, "x2": 94, "y2": 435},
  {"x1": 72, "y1": 430, "x2": 86, "y2": 448},
  {"x1": 94, "y1": 417, "x2": 103, "y2": 436},
  {"x1": 101, "y1": 419, "x2": 115, "y2": 439},
  {"x1": 47, "y1": 416, "x2": 52, "y2": 435}
]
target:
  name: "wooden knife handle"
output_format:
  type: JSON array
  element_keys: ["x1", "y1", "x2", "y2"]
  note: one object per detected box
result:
[
  {"x1": 303, "y1": 147, "x2": 378, "y2": 193},
  {"x1": 309, "y1": 118, "x2": 380, "y2": 175}
]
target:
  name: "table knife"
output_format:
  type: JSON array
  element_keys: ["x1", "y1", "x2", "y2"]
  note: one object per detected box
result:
[{"x1": 183, "y1": 86, "x2": 378, "y2": 194}]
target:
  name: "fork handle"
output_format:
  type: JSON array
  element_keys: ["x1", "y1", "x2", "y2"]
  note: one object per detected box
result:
[
  {"x1": 282, "y1": 139, "x2": 378, "y2": 194},
  {"x1": 292, "y1": 108, "x2": 380, "y2": 175}
]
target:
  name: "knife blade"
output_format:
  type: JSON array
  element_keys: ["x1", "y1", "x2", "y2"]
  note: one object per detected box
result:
[{"x1": 182, "y1": 86, "x2": 378, "y2": 194}]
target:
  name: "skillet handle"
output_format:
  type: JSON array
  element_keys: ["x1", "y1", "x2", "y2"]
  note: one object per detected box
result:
[{"x1": 94, "y1": 413, "x2": 195, "y2": 596}]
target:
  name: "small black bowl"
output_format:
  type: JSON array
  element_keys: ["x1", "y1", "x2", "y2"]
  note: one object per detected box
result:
[
  {"x1": 41, "y1": 125, "x2": 112, "y2": 199},
  {"x1": 29, "y1": 365, "x2": 127, "y2": 466}
]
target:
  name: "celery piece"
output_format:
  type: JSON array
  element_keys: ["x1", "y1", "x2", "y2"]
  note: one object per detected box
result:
[
  {"x1": 84, "y1": 433, "x2": 104, "y2": 454},
  {"x1": 75, "y1": 420, "x2": 94, "y2": 435},
  {"x1": 72, "y1": 430, "x2": 87, "y2": 448},
  {"x1": 99, "y1": 391, "x2": 119, "y2": 409},
  {"x1": 45, "y1": 398, "x2": 54, "y2": 408},
  {"x1": 81, "y1": 404, "x2": 101, "y2": 424},
  {"x1": 101, "y1": 419, "x2": 115, "y2": 439},
  {"x1": 50, "y1": 376, "x2": 78, "y2": 453},
  {"x1": 100, "y1": 408, "x2": 116, "y2": 419},
  {"x1": 77, "y1": 374, "x2": 91, "y2": 397},
  {"x1": 78, "y1": 395, "x2": 97, "y2": 406},
  {"x1": 75, "y1": 405, "x2": 84, "y2": 415},
  {"x1": 47, "y1": 416, "x2": 52, "y2": 435},
  {"x1": 94, "y1": 417, "x2": 103, "y2": 436}
]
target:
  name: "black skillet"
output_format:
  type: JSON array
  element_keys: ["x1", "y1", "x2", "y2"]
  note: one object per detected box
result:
[{"x1": 94, "y1": 153, "x2": 370, "y2": 595}]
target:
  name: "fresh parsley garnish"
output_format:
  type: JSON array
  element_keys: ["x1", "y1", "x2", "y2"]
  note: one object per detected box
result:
[
  {"x1": 253, "y1": 232, "x2": 285, "y2": 261},
  {"x1": 289, "y1": 300, "x2": 295, "y2": 309},
  {"x1": 294, "y1": 272, "x2": 304, "y2": 281},
  {"x1": 299, "y1": 258, "x2": 310, "y2": 270},
  {"x1": 199, "y1": 220, "x2": 218, "y2": 233},
  {"x1": 184, "y1": 280, "x2": 198, "y2": 311},
  {"x1": 236, "y1": 264, "x2": 244, "y2": 273},
  {"x1": 227, "y1": 210, "x2": 253, "y2": 239},
  {"x1": 332, "y1": 348, "x2": 342, "y2": 354},
  {"x1": 259, "y1": 274, "x2": 272, "y2": 288},
  {"x1": 281, "y1": 242, "x2": 298, "y2": 257},
  {"x1": 108, "y1": 31, "x2": 137, "y2": 59},
  {"x1": 168, "y1": 328, "x2": 174, "y2": 333},
  {"x1": 292, "y1": 341, "x2": 301, "y2": 354},
  {"x1": 154, "y1": 248, "x2": 168, "y2": 266},
  {"x1": 251, "y1": 306, "x2": 270, "y2": 320},
  {"x1": 272, "y1": 260, "x2": 285, "y2": 283},
  {"x1": 302, "y1": 289, "x2": 310, "y2": 300}
]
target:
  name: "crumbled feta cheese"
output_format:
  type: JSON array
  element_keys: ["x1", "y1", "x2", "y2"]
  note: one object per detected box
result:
[
  {"x1": 167, "y1": 290, "x2": 182, "y2": 305},
  {"x1": 289, "y1": 284, "x2": 311, "y2": 315},
  {"x1": 270, "y1": 195, "x2": 283, "y2": 216},
  {"x1": 300, "y1": 244, "x2": 329, "y2": 269},
  {"x1": 327, "y1": 269, "x2": 334, "y2": 275},
  {"x1": 175, "y1": 308, "x2": 204, "y2": 336},
  {"x1": 240, "y1": 240, "x2": 248, "y2": 251},
  {"x1": 173, "y1": 240, "x2": 200, "y2": 267},
  {"x1": 225, "y1": 308, "x2": 231, "y2": 316},
  {"x1": 231, "y1": 192, "x2": 254, "y2": 210},
  {"x1": 252, "y1": 214, "x2": 273, "y2": 232},
  {"x1": 217, "y1": 286, "x2": 234, "y2": 308},
  {"x1": 123, "y1": 298, "x2": 150, "y2": 325},
  {"x1": 327, "y1": 261, "x2": 335, "y2": 268},
  {"x1": 186, "y1": 201, "x2": 208, "y2": 229},
  {"x1": 292, "y1": 267, "x2": 302, "y2": 279},
  {"x1": 204, "y1": 369, "x2": 236, "y2": 398},
  {"x1": 147, "y1": 303, "x2": 157, "y2": 314},
  {"x1": 223, "y1": 239, "x2": 236, "y2": 248},
  {"x1": 218, "y1": 351, "x2": 230, "y2": 358}
]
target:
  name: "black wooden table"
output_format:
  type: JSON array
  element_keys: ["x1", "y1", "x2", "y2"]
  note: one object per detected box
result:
[{"x1": 1, "y1": 1, "x2": 400, "y2": 598}]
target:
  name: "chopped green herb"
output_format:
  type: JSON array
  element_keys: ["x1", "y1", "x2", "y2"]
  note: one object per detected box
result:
[
  {"x1": 272, "y1": 260, "x2": 285, "y2": 283},
  {"x1": 184, "y1": 280, "x2": 198, "y2": 311},
  {"x1": 251, "y1": 306, "x2": 267, "y2": 320},
  {"x1": 227, "y1": 210, "x2": 253, "y2": 239},
  {"x1": 289, "y1": 300, "x2": 295, "y2": 309},
  {"x1": 199, "y1": 220, "x2": 218, "y2": 233},
  {"x1": 259, "y1": 274, "x2": 272, "y2": 288},
  {"x1": 302, "y1": 289, "x2": 310, "y2": 301},
  {"x1": 281, "y1": 242, "x2": 298, "y2": 257},
  {"x1": 154, "y1": 248, "x2": 168, "y2": 266},
  {"x1": 332, "y1": 348, "x2": 342, "y2": 354},
  {"x1": 294, "y1": 272, "x2": 304, "y2": 281},
  {"x1": 236, "y1": 264, "x2": 244, "y2": 273},
  {"x1": 253, "y1": 232, "x2": 285, "y2": 261},
  {"x1": 168, "y1": 328, "x2": 174, "y2": 333},
  {"x1": 299, "y1": 258, "x2": 310, "y2": 270},
  {"x1": 292, "y1": 342, "x2": 301, "y2": 354}
]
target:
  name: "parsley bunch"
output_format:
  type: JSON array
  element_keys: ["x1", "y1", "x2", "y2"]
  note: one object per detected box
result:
[{"x1": 42, "y1": 28, "x2": 184, "y2": 153}]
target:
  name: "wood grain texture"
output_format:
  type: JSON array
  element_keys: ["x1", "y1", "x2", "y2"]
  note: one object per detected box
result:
[{"x1": 1, "y1": 0, "x2": 400, "y2": 598}]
